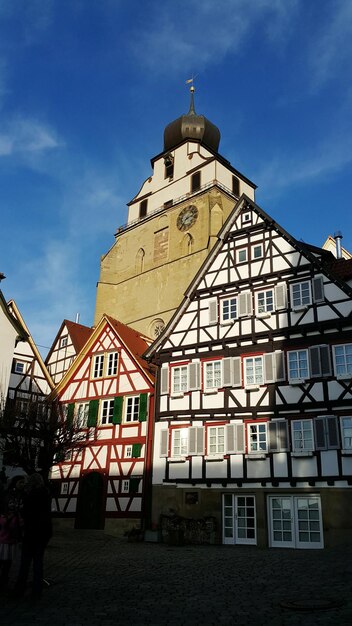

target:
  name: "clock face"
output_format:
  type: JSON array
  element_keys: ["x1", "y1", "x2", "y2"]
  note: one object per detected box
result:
[{"x1": 177, "y1": 205, "x2": 198, "y2": 232}]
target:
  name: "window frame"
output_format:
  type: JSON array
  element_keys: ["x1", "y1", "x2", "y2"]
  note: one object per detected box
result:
[
  {"x1": 244, "y1": 355, "x2": 264, "y2": 388},
  {"x1": 290, "y1": 280, "x2": 312, "y2": 310},
  {"x1": 76, "y1": 402, "x2": 90, "y2": 428},
  {"x1": 207, "y1": 425, "x2": 226, "y2": 457},
  {"x1": 125, "y1": 396, "x2": 140, "y2": 423},
  {"x1": 100, "y1": 399, "x2": 115, "y2": 425},
  {"x1": 236, "y1": 248, "x2": 248, "y2": 263},
  {"x1": 255, "y1": 288, "x2": 275, "y2": 316},
  {"x1": 191, "y1": 171, "x2": 201, "y2": 193},
  {"x1": 291, "y1": 419, "x2": 314, "y2": 454},
  {"x1": 220, "y1": 295, "x2": 238, "y2": 324},
  {"x1": 204, "y1": 359, "x2": 223, "y2": 392},
  {"x1": 14, "y1": 360, "x2": 25, "y2": 374},
  {"x1": 171, "y1": 428, "x2": 189, "y2": 458},
  {"x1": 92, "y1": 354, "x2": 104, "y2": 379},
  {"x1": 247, "y1": 422, "x2": 268, "y2": 455},
  {"x1": 252, "y1": 243, "x2": 263, "y2": 260},
  {"x1": 340, "y1": 416, "x2": 352, "y2": 451},
  {"x1": 288, "y1": 349, "x2": 309, "y2": 383},
  {"x1": 106, "y1": 351, "x2": 118, "y2": 377},
  {"x1": 171, "y1": 364, "x2": 189, "y2": 395},
  {"x1": 333, "y1": 343, "x2": 352, "y2": 379}
]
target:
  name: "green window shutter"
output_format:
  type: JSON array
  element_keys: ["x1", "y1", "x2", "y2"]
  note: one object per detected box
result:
[
  {"x1": 87, "y1": 399, "x2": 99, "y2": 427},
  {"x1": 113, "y1": 396, "x2": 123, "y2": 424},
  {"x1": 129, "y1": 477, "x2": 140, "y2": 493},
  {"x1": 132, "y1": 443, "x2": 142, "y2": 458},
  {"x1": 66, "y1": 403, "x2": 75, "y2": 428},
  {"x1": 138, "y1": 393, "x2": 148, "y2": 422}
]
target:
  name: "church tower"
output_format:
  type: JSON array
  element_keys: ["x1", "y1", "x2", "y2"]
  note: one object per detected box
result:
[{"x1": 94, "y1": 86, "x2": 256, "y2": 338}]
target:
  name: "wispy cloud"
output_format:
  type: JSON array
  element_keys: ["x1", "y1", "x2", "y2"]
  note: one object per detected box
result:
[{"x1": 0, "y1": 117, "x2": 62, "y2": 157}]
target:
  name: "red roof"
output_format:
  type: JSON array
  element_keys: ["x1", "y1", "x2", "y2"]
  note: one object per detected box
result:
[
  {"x1": 105, "y1": 315, "x2": 155, "y2": 382},
  {"x1": 64, "y1": 320, "x2": 94, "y2": 353},
  {"x1": 325, "y1": 258, "x2": 352, "y2": 281}
]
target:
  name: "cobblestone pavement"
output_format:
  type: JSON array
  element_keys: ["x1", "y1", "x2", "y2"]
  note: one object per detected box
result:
[{"x1": 1, "y1": 528, "x2": 352, "y2": 626}]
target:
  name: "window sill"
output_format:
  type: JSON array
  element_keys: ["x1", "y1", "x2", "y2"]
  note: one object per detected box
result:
[
  {"x1": 203, "y1": 388, "x2": 219, "y2": 395},
  {"x1": 256, "y1": 312, "x2": 271, "y2": 319},
  {"x1": 220, "y1": 320, "x2": 235, "y2": 326},
  {"x1": 167, "y1": 456, "x2": 187, "y2": 463},
  {"x1": 292, "y1": 305, "x2": 309, "y2": 312},
  {"x1": 336, "y1": 374, "x2": 352, "y2": 381},
  {"x1": 291, "y1": 451, "x2": 314, "y2": 457},
  {"x1": 205, "y1": 455, "x2": 224, "y2": 461},
  {"x1": 289, "y1": 379, "x2": 306, "y2": 385},
  {"x1": 245, "y1": 385, "x2": 261, "y2": 392},
  {"x1": 245, "y1": 453, "x2": 267, "y2": 460},
  {"x1": 341, "y1": 450, "x2": 352, "y2": 456},
  {"x1": 170, "y1": 393, "x2": 185, "y2": 399}
]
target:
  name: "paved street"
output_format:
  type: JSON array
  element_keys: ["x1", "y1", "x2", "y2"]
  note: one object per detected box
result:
[{"x1": 1, "y1": 526, "x2": 352, "y2": 625}]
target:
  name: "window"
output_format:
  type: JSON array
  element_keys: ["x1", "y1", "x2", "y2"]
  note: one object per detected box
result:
[
  {"x1": 139, "y1": 199, "x2": 148, "y2": 218},
  {"x1": 122, "y1": 480, "x2": 130, "y2": 493},
  {"x1": 314, "y1": 416, "x2": 339, "y2": 450},
  {"x1": 237, "y1": 248, "x2": 247, "y2": 263},
  {"x1": 101, "y1": 399, "x2": 115, "y2": 425},
  {"x1": 76, "y1": 403, "x2": 89, "y2": 428},
  {"x1": 292, "y1": 420, "x2": 314, "y2": 452},
  {"x1": 221, "y1": 296, "x2": 237, "y2": 323},
  {"x1": 252, "y1": 244, "x2": 263, "y2": 259},
  {"x1": 125, "y1": 396, "x2": 140, "y2": 422},
  {"x1": 171, "y1": 428, "x2": 188, "y2": 457},
  {"x1": 172, "y1": 365, "x2": 188, "y2": 394},
  {"x1": 204, "y1": 360, "x2": 222, "y2": 390},
  {"x1": 125, "y1": 445, "x2": 133, "y2": 458},
  {"x1": 191, "y1": 171, "x2": 201, "y2": 192},
  {"x1": 164, "y1": 154, "x2": 174, "y2": 179},
  {"x1": 107, "y1": 352, "x2": 118, "y2": 376},
  {"x1": 341, "y1": 417, "x2": 352, "y2": 450},
  {"x1": 232, "y1": 176, "x2": 240, "y2": 196},
  {"x1": 290, "y1": 281, "x2": 311, "y2": 309},
  {"x1": 14, "y1": 360, "x2": 25, "y2": 374},
  {"x1": 242, "y1": 212, "x2": 251, "y2": 226},
  {"x1": 93, "y1": 354, "x2": 104, "y2": 378},
  {"x1": 333, "y1": 344, "x2": 352, "y2": 378},
  {"x1": 244, "y1": 356, "x2": 264, "y2": 386},
  {"x1": 60, "y1": 336, "x2": 68, "y2": 348},
  {"x1": 256, "y1": 289, "x2": 274, "y2": 315},
  {"x1": 288, "y1": 350, "x2": 309, "y2": 382},
  {"x1": 208, "y1": 426, "x2": 225, "y2": 455},
  {"x1": 248, "y1": 423, "x2": 267, "y2": 453}
]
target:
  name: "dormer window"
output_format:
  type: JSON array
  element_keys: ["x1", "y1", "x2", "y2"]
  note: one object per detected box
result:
[
  {"x1": 191, "y1": 171, "x2": 201, "y2": 193},
  {"x1": 139, "y1": 199, "x2": 148, "y2": 219},
  {"x1": 164, "y1": 154, "x2": 174, "y2": 179}
]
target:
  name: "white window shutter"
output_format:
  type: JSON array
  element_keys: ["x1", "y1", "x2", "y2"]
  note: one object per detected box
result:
[
  {"x1": 239, "y1": 291, "x2": 252, "y2": 317},
  {"x1": 233, "y1": 357, "x2": 242, "y2": 387},
  {"x1": 188, "y1": 362, "x2": 200, "y2": 391},
  {"x1": 226, "y1": 424, "x2": 236, "y2": 453},
  {"x1": 208, "y1": 299, "x2": 218, "y2": 325},
  {"x1": 264, "y1": 353, "x2": 275, "y2": 383},
  {"x1": 160, "y1": 366, "x2": 169, "y2": 395},
  {"x1": 222, "y1": 357, "x2": 234, "y2": 387},
  {"x1": 275, "y1": 351, "x2": 285, "y2": 382},
  {"x1": 312, "y1": 275, "x2": 324, "y2": 303},
  {"x1": 189, "y1": 426, "x2": 204, "y2": 455},
  {"x1": 275, "y1": 283, "x2": 287, "y2": 310},
  {"x1": 160, "y1": 429, "x2": 169, "y2": 457},
  {"x1": 235, "y1": 423, "x2": 245, "y2": 453}
]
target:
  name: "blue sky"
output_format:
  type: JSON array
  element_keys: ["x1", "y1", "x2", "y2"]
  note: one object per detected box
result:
[{"x1": 1, "y1": 0, "x2": 352, "y2": 356}]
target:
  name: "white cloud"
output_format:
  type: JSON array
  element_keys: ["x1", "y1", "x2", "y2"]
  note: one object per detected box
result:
[{"x1": 0, "y1": 117, "x2": 62, "y2": 157}]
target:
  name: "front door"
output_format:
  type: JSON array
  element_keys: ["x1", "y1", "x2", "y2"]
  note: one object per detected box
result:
[
  {"x1": 75, "y1": 471, "x2": 106, "y2": 530},
  {"x1": 223, "y1": 494, "x2": 256, "y2": 545},
  {"x1": 268, "y1": 495, "x2": 323, "y2": 549}
]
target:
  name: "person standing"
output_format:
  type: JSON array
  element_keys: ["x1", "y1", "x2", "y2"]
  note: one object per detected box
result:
[
  {"x1": 15, "y1": 473, "x2": 52, "y2": 600},
  {"x1": 0, "y1": 475, "x2": 24, "y2": 591}
]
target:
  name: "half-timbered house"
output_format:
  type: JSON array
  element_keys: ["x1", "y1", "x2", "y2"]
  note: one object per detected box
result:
[
  {"x1": 50, "y1": 315, "x2": 155, "y2": 535},
  {"x1": 145, "y1": 194, "x2": 352, "y2": 549},
  {"x1": 45, "y1": 319, "x2": 93, "y2": 385}
]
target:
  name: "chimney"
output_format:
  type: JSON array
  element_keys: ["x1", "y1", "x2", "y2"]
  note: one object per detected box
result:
[{"x1": 334, "y1": 231, "x2": 343, "y2": 259}]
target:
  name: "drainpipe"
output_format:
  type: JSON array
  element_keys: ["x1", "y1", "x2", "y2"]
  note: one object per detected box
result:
[{"x1": 334, "y1": 231, "x2": 343, "y2": 259}]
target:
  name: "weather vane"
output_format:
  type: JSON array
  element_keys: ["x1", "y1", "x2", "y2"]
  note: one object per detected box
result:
[{"x1": 185, "y1": 74, "x2": 198, "y2": 92}]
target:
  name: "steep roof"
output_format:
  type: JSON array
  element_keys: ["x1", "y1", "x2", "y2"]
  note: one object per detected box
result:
[{"x1": 45, "y1": 319, "x2": 93, "y2": 364}]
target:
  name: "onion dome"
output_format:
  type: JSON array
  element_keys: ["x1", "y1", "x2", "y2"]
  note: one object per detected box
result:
[{"x1": 163, "y1": 86, "x2": 220, "y2": 153}]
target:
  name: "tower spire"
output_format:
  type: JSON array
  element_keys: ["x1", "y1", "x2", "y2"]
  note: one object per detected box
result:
[{"x1": 186, "y1": 77, "x2": 196, "y2": 115}]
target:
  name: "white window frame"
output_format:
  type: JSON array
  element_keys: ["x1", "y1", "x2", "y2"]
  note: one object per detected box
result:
[
  {"x1": 247, "y1": 422, "x2": 268, "y2": 455},
  {"x1": 76, "y1": 402, "x2": 89, "y2": 428},
  {"x1": 60, "y1": 336, "x2": 68, "y2": 348},
  {"x1": 122, "y1": 479, "x2": 130, "y2": 493},
  {"x1": 14, "y1": 360, "x2": 25, "y2": 374},
  {"x1": 125, "y1": 445, "x2": 133, "y2": 458},
  {"x1": 256, "y1": 288, "x2": 275, "y2": 317},
  {"x1": 291, "y1": 419, "x2": 314, "y2": 455},
  {"x1": 207, "y1": 425, "x2": 225, "y2": 457},
  {"x1": 171, "y1": 428, "x2": 189, "y2": 459},
  {"x1": 244, "y1": 356, "x2": 264, "y2": 388},
  {"x1": 236, "y1": 248, "x2": 247, "y2": 263},
  {"x1": 288, "y1": 349, "x2": 309, "y2": 383},
  {"x1": 204, "y1": 360, "x2": 222, "y2": 392},
  {"x1": 252, "y1": 244, "x2": 263, "y2": 259},
  {"x1": 242, "y1": 212, "x2": 251, "y2": 226},
  {"x1": 171, "y1": 364, "x2": 189, "y2": 395},
  {"x1": 92, "y1": 354, "x2": 104, "y2": 379},
  {"x1": 107, "y1": 351, "x2": 118, "y2": 377},
  {"x1": 220, "y1": 295, "x2": 238, "y2": 324},
  {"x1": 125, "y1": 396, "x2": 140, "y2": 422},
  {"x1": 290, "y1": 280, "x2": 312, "y2": 310},
  {"x1": 333, "y1": 344, "x2": 352, "y2": 379},
  {"x1": 100, "y1": 399, "x2": 114, "y2": 425},
  {"x1": 340, "y1": 416, "x2": 352, "y2": 452}
]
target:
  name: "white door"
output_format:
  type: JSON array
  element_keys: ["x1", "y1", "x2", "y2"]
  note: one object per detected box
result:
[
  {"x1": 223, "y1": 494, "x2": 256, "y2": 545},
  {"x1": 268, "y1": 495, "x2": 323, "y2": 549}
]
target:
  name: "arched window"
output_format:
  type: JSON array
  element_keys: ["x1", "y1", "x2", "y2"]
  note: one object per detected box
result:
[
  {"x1": 135, "y1": 248, "x2": 145, "y2": 274},
  {"x1": 181, "y1": 233, "x2": 193, "y2": 256}
]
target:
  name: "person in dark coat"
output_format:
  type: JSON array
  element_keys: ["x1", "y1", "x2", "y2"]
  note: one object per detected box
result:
[
  {"x1": 0, "y1": 475, "x2": 25, "y2": 591},
  {"x1": 14, "y1": 473, "x2": 52, "y2": 600}
]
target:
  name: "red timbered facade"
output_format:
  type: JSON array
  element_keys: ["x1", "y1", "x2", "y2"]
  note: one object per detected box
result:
[
  {"x1": 145, "y1": 195, "x2": 352, "y2": 549},
  {"x1": 50, "y1": 315, "x2": 155, "y2": 533}
]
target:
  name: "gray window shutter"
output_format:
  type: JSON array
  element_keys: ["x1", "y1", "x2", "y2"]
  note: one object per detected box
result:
[
  {"x1": 239, "y1": 291, "x2": 252, "y2": 317},
  {"x1": 235, "y1": 423, "x2": 245, "y2": 453},
  {"x1": 310, "y1": 346, "x2": 322, "y2": 377},
  {"x1": 268, "y1": 421, "x2": 278, "y2": 451},
  {"x1": 278, "y1": 421, "x2": 289, "y2": 451},
  {"x1": 320, "y1": 345, "x2": 331, "y2": 376},
  {"x1": 208, "y1": 299, "x2": 218, "y2": 325},
  {"x1": 269, "y1": 421, "x2": 288, "y2": 452},
  {"x1": 160, "y1": 366, "x2": 169, "y2": 395},
  {"x1": 226, "y1": 424, "x2": 236, "y2": 453},
  {"x1": 188, "y1": 362, "x2": 200, "y2": 391},
  {"x1": 233, "y1": 357, "x2": 242, "y2": 387},
  {"x1": 222, "y1": 357, "x2": 233, "y2": 387},
  {"x1": 314, "y1": 417, "x2": 326, "y2": 450},
  {"x1": 275, "y1": 351, "x2": 285, "y2": 382},
  {"x1": 264, "y1": 353, "x2": 275, "y2": 383},
  {"x1": 189, "y1": 426, "x2": 204, "y2": 456},
  {"x1": 326, "y1": 416, "x2": 339, "y2": 449},
  {"x1": 312, "y1": 275, "x2": 324, "y2": 302},
  {"x1": 160, "y1": 429, "x2": 169, "y2": 457},
  {"x1": 275, "y1": 283, "x2": 287, "y2": 310}
]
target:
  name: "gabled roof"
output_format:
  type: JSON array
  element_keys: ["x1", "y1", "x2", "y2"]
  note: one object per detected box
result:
[
  {"x1": 7, "y1": 300, "x2": 54, "y2": 390},
  {"x1": 0, "y1": 290, "x2": 28, "y2": 342},
  {"x1": 144, "y1": 194, "x2": 352, "y2": 360},
  {"x1": 50, "y1": 315, "x2": 155, "y2": 398},
  {"x1": 45, "y1": 319, "x2": 93, "y2": 364}
]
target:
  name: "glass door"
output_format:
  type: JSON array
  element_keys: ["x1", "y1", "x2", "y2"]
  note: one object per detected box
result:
[
  {"x1": 223, "y1": 494, "x2": 256, "y2": 545},
  {"x1": 268, "y1": 495, "x2": 323, "y2": 549}
]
